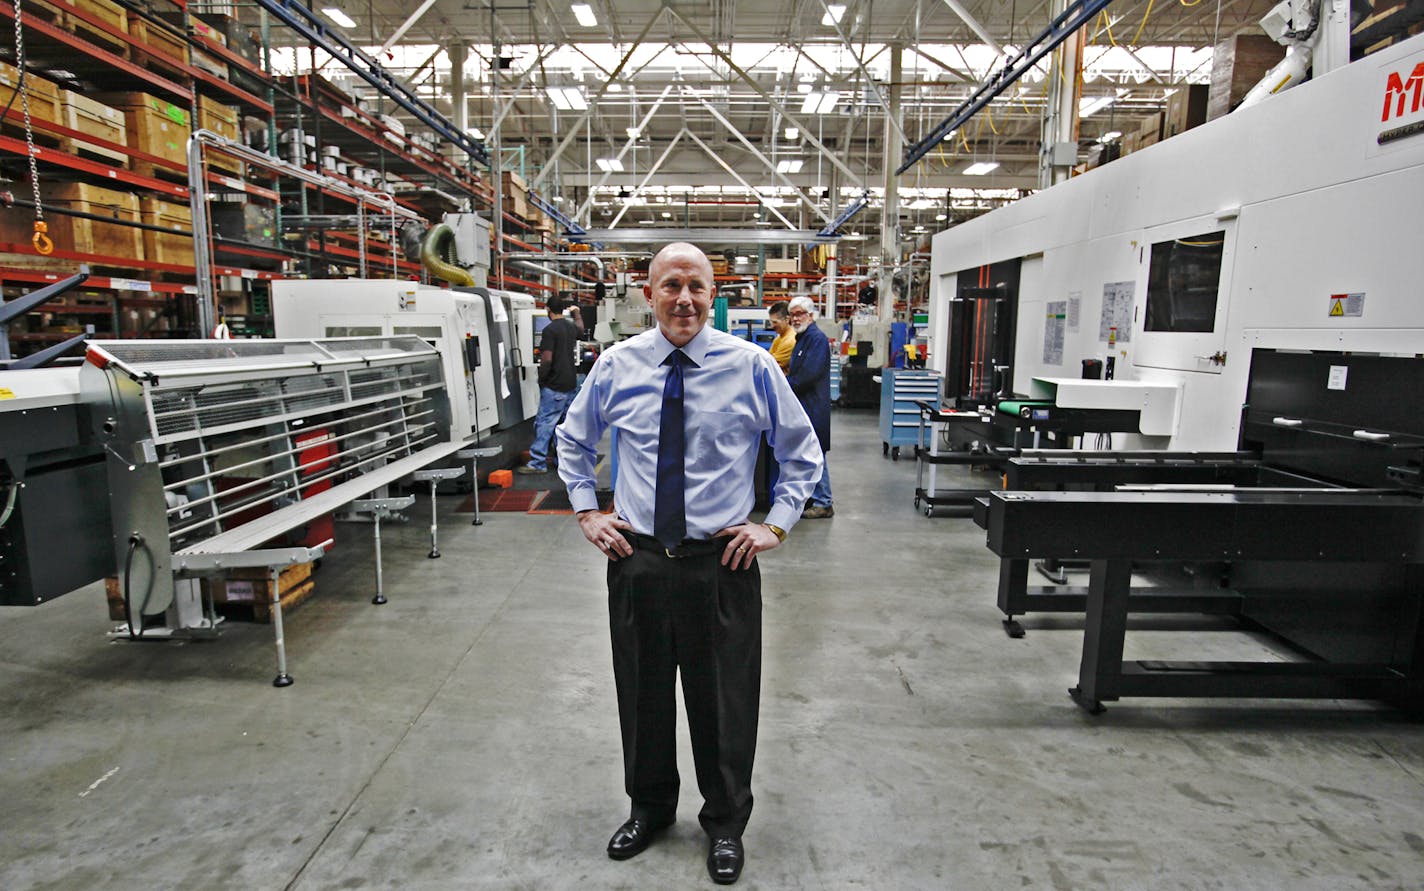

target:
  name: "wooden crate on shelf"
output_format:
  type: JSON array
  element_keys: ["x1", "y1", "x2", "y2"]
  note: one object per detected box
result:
[
  {"x1": 196, "y1": 95, "x2": 244, "y2": 176},
  {"x1": 64, "y1": 0, "x2": 129, "y2": 57},
  {"x1": 0, "y1": 181, "x2": 142, "y2": 264},
  {"x1": 129, "y1": 17, "x2": 188, "y2": 67},
  {"x1": 206, "y1": 562, "x2": 315, "y2": 623},
  {"x1": 104, "y1": 562, "x2": 315, "y2": 623},
  {"x1": 95, "y1": 92, "x2": 191, "y2": 172},
  {"x1": 0, "y1": 61, "x2": 63, "y2": 127},
  {"x1": 59, "y1": 90, "x2": 127, "y2": 165},
  {"x1": 139, "y1": 196, "x2": 194, "y2": 267}
]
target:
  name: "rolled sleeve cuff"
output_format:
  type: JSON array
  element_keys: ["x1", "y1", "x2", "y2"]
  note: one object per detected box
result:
[
  {"x1": 569, "y1": 487, "x2": 601, "y2": 514},
  {"x1": 763, "y1": 504, "x2": 802, "y2": 534}
]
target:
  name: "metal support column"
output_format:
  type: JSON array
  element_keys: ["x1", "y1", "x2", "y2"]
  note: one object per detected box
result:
[
  {"x1": 1041, "y1": 0, "x2": 1083, "y2": 188},
  {"x1": 878, "y1": 45, "x2": 903, "y2": 323}
]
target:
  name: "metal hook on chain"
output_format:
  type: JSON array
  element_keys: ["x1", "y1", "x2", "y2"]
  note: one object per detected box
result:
[
  {"x1": 31, "y1": 220, "x2": 53, "y2": 255},
  {"x1": 14, "y1": 0, "x2": 50, "y2": 255}
]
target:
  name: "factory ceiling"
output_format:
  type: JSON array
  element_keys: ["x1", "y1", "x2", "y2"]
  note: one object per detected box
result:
[{"x1": 268, "y1": 0, "x2": 1284, "y2": 234}]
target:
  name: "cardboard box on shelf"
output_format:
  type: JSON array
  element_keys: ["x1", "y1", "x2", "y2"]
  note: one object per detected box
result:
[
  {"x1": 501, "y1": 171, "x2": 530, "y2": 219},
  {"x1": 96, "y1": 92, "x2": 191, "y2": 168},
  {"x1": 1163, "y1": 84, "x2": 1210, "y2": 138},
  {"x1": 59, "y1": 91, "x2": 126, "y2": 164},
  {"x1": 765, "y1": 258, "x2": 798, "y2": 274},
  {"x1": 1207, "y1": 34, "x2": 1286, "y2": 121},
  {"x1": 139, "y1": 196, "x2": 194, "y2": 267},
  {"x1": 0, "y1": 61, "x2": 62, "y2": 126},
  {"x1": 1137, "y1": 112, "x2": 1164, "y2": 144},
  {"x1": 0, "y1": 181, "x2": 142, "y2": 262}
]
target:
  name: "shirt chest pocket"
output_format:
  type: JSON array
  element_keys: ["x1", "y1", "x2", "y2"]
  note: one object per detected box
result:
[{"x1": 688, "y1": 410, "x2": 756, "y2": 465}]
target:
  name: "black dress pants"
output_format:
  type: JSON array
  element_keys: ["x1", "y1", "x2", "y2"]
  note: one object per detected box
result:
[{"x1": 608, "y1": 535, "x2": 762, "y2": 839}]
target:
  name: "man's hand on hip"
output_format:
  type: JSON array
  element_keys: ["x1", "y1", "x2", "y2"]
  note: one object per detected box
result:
[
  {"x1": 715, "y1": 523, "x2": 780, "y2": 571},
  {"x1": 577, "y1": 509, "x2": 634, "y2": 560}
]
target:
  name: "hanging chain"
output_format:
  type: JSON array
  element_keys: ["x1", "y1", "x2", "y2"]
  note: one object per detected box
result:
[{"x1": 13, "y1": 0, "x2": 51, "y2": 254}]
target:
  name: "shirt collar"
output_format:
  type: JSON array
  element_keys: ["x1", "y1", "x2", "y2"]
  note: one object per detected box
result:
[{"x1": 652, "y1": 325, "x2": 711, "y2": 367}]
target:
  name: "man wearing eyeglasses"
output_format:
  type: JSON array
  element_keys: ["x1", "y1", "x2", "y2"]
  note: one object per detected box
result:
[{"x1": 785, "y1": 296, "x2": 834, "y2": 519}]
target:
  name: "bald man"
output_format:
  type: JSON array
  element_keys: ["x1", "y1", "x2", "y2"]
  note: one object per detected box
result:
[{"x1": 556, "y1": 243, "x2": 822, "y2": 885}]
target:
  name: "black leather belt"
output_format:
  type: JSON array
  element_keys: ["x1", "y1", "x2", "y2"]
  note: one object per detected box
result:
[{"x1": 625, "y1": 532, "x2": 732, "y2": 559}]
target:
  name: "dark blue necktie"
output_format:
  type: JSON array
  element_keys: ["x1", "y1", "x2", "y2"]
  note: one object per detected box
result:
[{"x1": 653, "y1": 349, "x2": 690, "y2": 548}]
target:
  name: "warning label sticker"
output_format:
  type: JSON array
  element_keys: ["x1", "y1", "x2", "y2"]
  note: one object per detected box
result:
[{"x1": 1328, "y1": 293, "x2": 1365, "y2": 318}]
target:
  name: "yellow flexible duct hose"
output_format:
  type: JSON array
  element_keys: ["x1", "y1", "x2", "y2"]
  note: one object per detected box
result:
[{"x1": 420, "y1": 223, "x2": 476, "y2": 287}]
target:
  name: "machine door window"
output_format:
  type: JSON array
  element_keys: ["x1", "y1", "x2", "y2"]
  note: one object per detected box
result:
[
  {"x1": 1143, "y1": 231, "x2": 1225, "y2": 333},
  {"x1": 324, "y1": 325, "x2": 382, "y2": 337},
  {"x1": 1134, "y1": 216, "x2": 1236, "y2": 375},
  {"x1": 392, "y1": 325, "x2": 443, "y2": 344}
]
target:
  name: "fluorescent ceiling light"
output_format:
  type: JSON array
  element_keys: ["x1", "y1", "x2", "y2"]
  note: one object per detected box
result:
[
  {"x1": 775, "y1": 159, "x2": 803, "y2": 174},
  {"x1": 545, "y1": 86, "x2": 587, "y2": 111},
  {"x1": 661, "y1": 211, "x2": 672, "y2": 218},
  {"x1": 571, "y1": 3, "x2": 597, "y2": 27},
  {"x1": 595, "y1": 158, "x2": 624, "y2": 172},
  {"x1": 784, "y1": 127, "x2": 798, "y2": 140},
  {"x1": 1099, "y1": 130, "x2": 1122, "y2": 142},
  {"x1": 465, "y1": 127, "x2": 484, "y2": 140},
  {"x1": 607, "y1": 82, "x2": 623, "y2": 93},
  {"x1": 935, "y1": 214, "x2": 947, "y2": 221},
  {"x1": 796, "y1": 83, "x2": 813, "y2": 94},
  {"x1": 963, "y1": 161, "x2": 1000, "y2": 175},
  {"x1": 1079, "y1": 95, "x2": 1115, "y2": 117},
  {"x1": 799, "y1": 91, "x2": 839, "y2": 115},
  {"x1": 821, "y1": 4, "x2": 847, "y2": 26},
  {"x1": 321, "y1": 7, "x2": 356, "y2": 28},
  {"x1": 626, "y1": 126, "x2": 641, "y2": 138}
]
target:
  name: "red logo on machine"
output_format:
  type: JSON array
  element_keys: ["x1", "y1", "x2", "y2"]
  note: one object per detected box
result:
[{"x1": 1382, "y1": 61, "x2": 1424, "y2": 122}]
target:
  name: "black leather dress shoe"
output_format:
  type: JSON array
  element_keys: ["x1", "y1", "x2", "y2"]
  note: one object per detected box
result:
[
  {"x1": 706, "y1": 836, "x2": 744, "y2": 885},
  {"x1": 606, "y1": 817, "x2": 671, "y2": 861}
]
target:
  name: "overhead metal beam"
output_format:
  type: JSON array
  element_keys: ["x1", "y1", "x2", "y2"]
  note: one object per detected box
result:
[
  {"x1": 812, "y1": 0, "x2": 907, "y2": 146},
  {"x1": 570, "y1": 228, "x2": 840, "y2": 245},
  {"x1": 529, "y1": 10, "x2": 667, "y2": 191},
  {"x1": 939, "y1": 0, "x2": 1008, "y2": 57},
  {"x1": 682, "y1": 130, "x2": 798, "y2": 230},
  {"x1": 608, "y1": 130, "x2": 687, "y2": 228},
  {"x1": 686, "y1": 89, "x2": 832, "y2": 225},
  {"x1": 666, "y1": 8, "x2": 865, "y2": 189},
  {"x1": 899, "y1": 0, "x2": 1115, "y2": 175},
  {"x1": 251, "y1": 0, "x2": 488, "y2": 166},
  {"x1": 574, "y1": 85, "x2": 676, "y2": 221},
  {"x1": 379, "y1": 0, "x2": 442, "y2": 54},
  {"x1": 485, "y1": 44, "x2": 562, "y2": 138}
]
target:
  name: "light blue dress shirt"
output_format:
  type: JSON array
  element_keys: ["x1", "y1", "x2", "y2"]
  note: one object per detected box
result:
[{"x1": 556, "y1": 325, "x2": 823, "y2": 539}]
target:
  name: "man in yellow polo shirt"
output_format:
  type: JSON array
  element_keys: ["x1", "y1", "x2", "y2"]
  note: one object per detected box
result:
[{"x1": 767, "y1": 301, "x2": 795, "y2": 373}]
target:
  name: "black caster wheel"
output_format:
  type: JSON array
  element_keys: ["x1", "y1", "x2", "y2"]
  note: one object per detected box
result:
[
  {"x1": 372, "y1": 594, "x2": 388, "y2": 605},
  {"x1": 924, "y1": 505, "x2": 932, "y2": 517},
  {"x1": 891, "y1": 447, "x2": 900, "y2": 461},
  {"x1": 273, "y1": 674, "x2": 294, "y2": 688},
  {"x1": 428, "y1": 549, "x2": 441, "y2": 559},
  {"x1": 882, "y1": 442, "x2": 889, "y2": 456}
]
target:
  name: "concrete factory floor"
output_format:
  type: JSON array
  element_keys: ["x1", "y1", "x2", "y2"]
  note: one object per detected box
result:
[{"x1": 4, "y1": 409, "x2": 1424, "y2": 890}]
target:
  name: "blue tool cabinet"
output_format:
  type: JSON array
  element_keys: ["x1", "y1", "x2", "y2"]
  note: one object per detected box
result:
[{"x1": 878, "y1": 369, "x2": 942, "y2": 460}]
